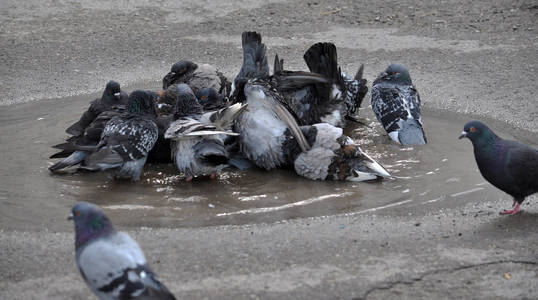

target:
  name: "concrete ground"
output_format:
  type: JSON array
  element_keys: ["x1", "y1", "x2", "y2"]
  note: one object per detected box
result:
[{"x1": 1, "y1": 0, "x2": 537, "y2": 299}]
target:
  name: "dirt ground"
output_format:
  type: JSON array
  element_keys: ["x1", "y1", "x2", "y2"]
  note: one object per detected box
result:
[{"x1": 1, "y1": 0, "x2": 537, "y2": 299}]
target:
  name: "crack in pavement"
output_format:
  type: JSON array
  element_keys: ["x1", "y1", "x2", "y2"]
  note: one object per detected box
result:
[{"x1": 355, "y1": 259, "x2": 538, "y2": 300}]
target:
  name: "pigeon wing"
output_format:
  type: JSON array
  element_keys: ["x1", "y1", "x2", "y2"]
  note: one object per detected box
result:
[{"x1": 78, "y1": 232, "x2": 175, "y2": 300}]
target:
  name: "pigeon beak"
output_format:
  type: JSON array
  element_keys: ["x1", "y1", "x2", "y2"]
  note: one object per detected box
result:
[
  {"x1": 67, "y1": 213, "x2": 74, "y2": 221},
  {"x1": 458, "y1": 131, "x2": 467, "y2": 139}
]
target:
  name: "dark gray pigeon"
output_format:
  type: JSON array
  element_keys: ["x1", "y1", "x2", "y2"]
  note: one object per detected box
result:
[
  {"x1": 272, "y1": 42, "x2": 347, "y2": 128},
  {"x1": 164, "y1": 84, "x2": 246, "y2": 181},
  {"x1": 302, "y1": 43, "x2": 368, "y2": 123},
  {"x1": 196, "y1": 87, "x2": 227, "y2": 111},
  {"x1": 79, "y1": 90, "x2": 159, "y2": 181},
  {"x1": 69, "y1": 202, "x2": 176, "y2": 300},
  {"x1": 66, "y1": 81, "x2": 128, "y2": 137},
  {"x1": 459, "y1": 120, "x2": 538, "y2": 215},
  {"x1": 371, "y1": 64, "x2": 427, "y2": 145},
  {"x1": 49, "y1": 107, "x2": 125, "y2": 172},
  {"x1": 162, "y1": 60, "x2": 231, "y2": 97}
]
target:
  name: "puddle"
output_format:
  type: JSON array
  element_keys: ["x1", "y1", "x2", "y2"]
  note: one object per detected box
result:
[{"x1": 1, "y1": 90, "x2": 536, "y2": 232}]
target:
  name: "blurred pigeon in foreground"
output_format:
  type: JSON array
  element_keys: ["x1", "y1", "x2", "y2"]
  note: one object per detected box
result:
[
  {"x1": 371, "y1": 64, "x2": 427, "y2": 145},
  {"x1": 162, "y1": 60, "x2": 231, "y2": 97},
  {"x1": 70, "y1": 202, "x2": 176, "y2": 300},
  {"x1": 459, "y1": 120, "x2": 538, "y2": 215},
  {"x1": 164, "y1": 84, "x2": 245, "y2": 181},
  {"x1": 66, "y1": 81, "x2": 128, "y2": 137},
  {"x1": 79, "y1": 90, "x2": 159, "y2": 181}
]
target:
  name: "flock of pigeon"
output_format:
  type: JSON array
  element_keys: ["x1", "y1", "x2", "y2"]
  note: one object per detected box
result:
[{"x1": 48, "y1": 31, "x2": 537, "y2": 299}]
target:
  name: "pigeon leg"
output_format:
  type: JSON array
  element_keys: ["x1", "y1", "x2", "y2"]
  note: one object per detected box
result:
[
  {"x1": 512, "y1": 199, "x2": 517, "y2": 207},
  {"x1": 500, "y1": 203, "x2": 521, "y2": 215},
  {"x1": 210, "y1": 173, "x2": 216, "y2": 180},
  {"x1": 186, "y1": 175, "x2": 194, "y2": 182}
]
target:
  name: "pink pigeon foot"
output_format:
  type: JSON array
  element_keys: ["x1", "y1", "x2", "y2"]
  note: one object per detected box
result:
[
  {"x1": 210, "y1": 173, "x2": 216, "y2": 180},
  {"x1": 500, "y1": 203, "x2": 521, "y2": 215},
  {"x1": 186, "y1": 176, "x2": 194, "y2": 182}
]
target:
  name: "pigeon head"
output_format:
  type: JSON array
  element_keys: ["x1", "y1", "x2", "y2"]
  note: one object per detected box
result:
[
  {"x1": 127, "y1": 90, "x2": 158, "y2": 116},
  {"x1": 378, "y1": 63, "x2": 412, "y2": 85},
  {"x1": 103, "y1": 80, "x2": 122, "y2": 101},
  {"x1": 173, "y1": 84, "x2": 203, "y2": 119},
  {"x1": 69, "y1": 202, "x2": 115, "y2": 249},
  {"x1": 170, "y1": 60, "x2": 198, "y2": 75},
  {"x1": 196, "y1": 88, "x2": 220, "y2": 108},
  {"x1": 459, "y1": 120, "x2": 498, "y2": 143}
]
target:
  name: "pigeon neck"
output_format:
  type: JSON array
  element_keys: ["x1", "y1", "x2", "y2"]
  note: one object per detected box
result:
[
  {"x1": 472, "y1": 131, "x2": 499, "y2": 155},
  {"x1": 75, "y1": 222, "x2": 115, "y2": 249}
]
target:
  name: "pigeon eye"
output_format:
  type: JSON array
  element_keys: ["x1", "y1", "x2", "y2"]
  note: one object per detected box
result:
[
  {"x1": 74, "y1": 211, "x2": 81, "y2": 217},
  {"x1": 470, "y1": 127, "x2": 476, "y2": 133}
]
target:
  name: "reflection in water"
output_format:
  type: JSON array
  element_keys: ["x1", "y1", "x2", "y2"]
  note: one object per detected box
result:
[{"x1": 1, "y1": 92, "x2": 537, "y2": 232}]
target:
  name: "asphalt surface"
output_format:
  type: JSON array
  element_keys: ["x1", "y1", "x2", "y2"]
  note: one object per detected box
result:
[{"x1": 1, "y1": 0, "x2": 537, "y2": 299}]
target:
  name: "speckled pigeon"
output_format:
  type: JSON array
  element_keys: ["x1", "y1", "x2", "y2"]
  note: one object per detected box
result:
[
  {"x1": 69, "y1": 202, "x2": 176, "y2": 300},
  {"x1": 371, "y1": 64, "x2": 427, "y2": 145},
  {"x1": 79, "y1": 90, "x2": 159, "y2": 181},
  {"x1": 459, "y1": 120, "x2": 538, "y2": 215}
]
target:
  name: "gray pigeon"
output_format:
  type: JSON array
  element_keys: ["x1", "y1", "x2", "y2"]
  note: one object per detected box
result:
[
  {"x1": 79, "y1": 90, "x2": 159, "y2": 181},
  {"x1": 459, "y1": 120, "x2": 538, "y2": 215},
  {"x1": 236, "y1": 78, "x2": 390, "y2": 181},
  {"x1": 164, "y1": 84, "x2": 246, "y2": 181},
  {"x1": 162, "y1": 60, "x2": 231, "y2": 97},
  {"x1": 69, "y1": 202, "x2": 176, "y2": 300},
  {"x1": 66, "y1": 81, "x2": 128, "y2": 137},
  {"x1": 371, "y1": 64, "x2": 427, "y2": 145}
]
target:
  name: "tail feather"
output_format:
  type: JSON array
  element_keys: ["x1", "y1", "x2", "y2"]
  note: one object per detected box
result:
[
  {"x1": 354, "y1": 64, "x2": 368, "y2": 109},
  {"x1": 273, "y1": 54, "x2": 284, "y2": 74},
  {"x1": 82, "y1": 148, "x2": 124, "y2": 171},
  {"x1": 303, "y1": 42, "x2": 343, "y2": 84},
  {"x1": 206, "y1": 103, "x2": 248, "y2": 131},
  {"x1": 194, "y1": 139, "x2": 229, "y2": 165},
  {"x1": 241, "y1": 31, "x2": 269, "y2": 78},
  {"x1": 49, "y1": 151, "x2": 88, "y2": 172},
  {"x1": 397, "y1": 119, "x2": 427, "y2": 145}
]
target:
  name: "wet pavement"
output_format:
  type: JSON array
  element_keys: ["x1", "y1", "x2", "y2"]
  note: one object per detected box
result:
[{"x1": 1, "y1": 0, "x2": 537, "y2": 299}]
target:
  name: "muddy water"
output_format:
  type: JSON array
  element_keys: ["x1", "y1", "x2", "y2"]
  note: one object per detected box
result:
[{"x1": 1, "y1": 90, "x2": 537, "y2": 232}]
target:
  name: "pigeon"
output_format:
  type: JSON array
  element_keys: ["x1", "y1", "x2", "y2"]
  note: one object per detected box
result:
[
  {"x1": 162, "y1": 60, "x2": 231, "y2": 97},
  {"x1": 164, "y1": 84, "x2": 245, "y2": 181},
  {"x1": 459, "y1": 121, "x2": 538, "y2": 215},
  {"x1": 371, "y1": 64, "x2": 427, "y2": 145},
  {"x1": 236, "y1": 78, "x2": 390, "y2": 181},
  {"x1": 230, "y1": 31, "x2": 270, "y2": 103},
  {"x1": 196, "y1": 87, "x2": 228, "y2": 111},
  {"x1": 341, "y1": 66, "x2": 368, "y2": 121},
  {"x1": 69, "y1": 202, "x2": 176, "y2": 300},
  {"x1": 49, "y1": 107, "x2": 125, "y2": 172},
  {"x1": 79, "y1": 90, "x2": 159, "y2": 181},
  {"x1": 272, "y1": 42, "x2": 347, "y2": 127},
  {"x1": 66, "y1": 81, "x2": 128, "y2": 137}
]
